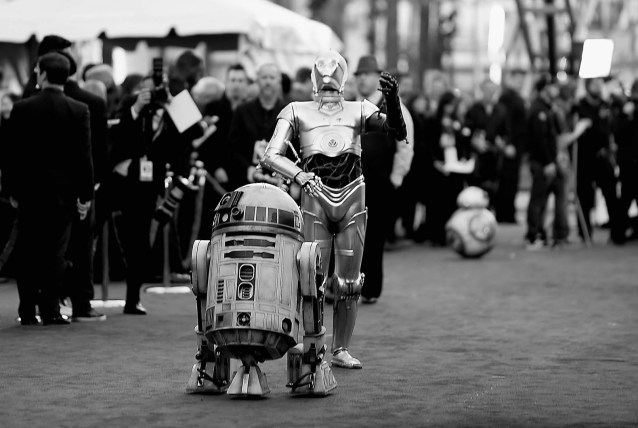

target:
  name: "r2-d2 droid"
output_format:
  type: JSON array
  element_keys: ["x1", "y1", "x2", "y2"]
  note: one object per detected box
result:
[
  {"x1": 445, "y1": 186, "x2": 497, "y2": 258},
  {"x1": 186, "y1": 183, "x2": 336, "y2": 397}
]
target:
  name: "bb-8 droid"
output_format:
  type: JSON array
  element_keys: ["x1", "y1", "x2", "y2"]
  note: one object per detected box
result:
[{"x1": 445, "y1": 186, "x2": 497, "y2": 258}]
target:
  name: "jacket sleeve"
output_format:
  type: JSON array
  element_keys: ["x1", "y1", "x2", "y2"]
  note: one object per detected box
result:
[
  {"x1": 1, "y1": 105, "x2": 22, "y2": 198},
  {"x1": 176, "y1": 114, "x2": 205, "y2": 142},
  {"x1": 91, "y1": 98, "x2": 109, "y2": 185},
  {"x1": 390, "y1": 103, "x2": 414, "y2": 188},
  {"x1": 485, "y1": 104, "x2": 507, "y2": 144},
  {"x1": 529, "y1": 109, "x2": 553, "y2": 166},
  {"x1": 228, "y1": 107, "x2": 253, "y2": 172},
  {"x1": 109, "y1": 96, "x2": 143, "y2": 169},
  {"x1": 613, "y1": 104, "x2": 633, "y2": 151},
  {"x1": 76, "y1": 107, "x2": 95, "y2": 202}
]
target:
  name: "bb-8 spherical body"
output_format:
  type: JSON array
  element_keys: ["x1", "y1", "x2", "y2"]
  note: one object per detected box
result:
[{"x1": 445, "y1": 187, "x2": 497, "y2": 258}]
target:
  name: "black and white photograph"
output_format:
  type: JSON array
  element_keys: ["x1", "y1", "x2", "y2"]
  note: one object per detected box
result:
[{"x1": 0, "y1": 0, "x2": 637, "y2": 426}]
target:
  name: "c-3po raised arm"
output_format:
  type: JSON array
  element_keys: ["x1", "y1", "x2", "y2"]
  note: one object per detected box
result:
[{"x1": 261, "y1": 51, "x2": 407, "y2": 369}]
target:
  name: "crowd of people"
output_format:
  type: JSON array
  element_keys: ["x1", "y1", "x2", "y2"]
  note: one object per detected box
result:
[
  {"x1": 398, "y1": 68, "x2": 638, "y2": 251},
  {"x1": 0, "y1": 34, "x2": 637, "y2": 325}
]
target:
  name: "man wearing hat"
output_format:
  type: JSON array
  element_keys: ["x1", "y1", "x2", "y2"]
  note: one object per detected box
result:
[
  {"x1": 354, "y1": 54, "x2": 413, "y2": 304},
  {"x1": 4, "y1": 52, "x2": 94, "y2": 325},
  {"x1": 23, "y1": 35, "x2": 76, "y2": 98},
  {"x1": 23, "y1": 35, "x2": 108, "y2": 321}
]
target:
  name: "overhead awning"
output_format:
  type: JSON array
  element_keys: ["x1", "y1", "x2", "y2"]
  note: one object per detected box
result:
[{"x1": 0, "y1": 0, "x2": 342, "y2": 53}]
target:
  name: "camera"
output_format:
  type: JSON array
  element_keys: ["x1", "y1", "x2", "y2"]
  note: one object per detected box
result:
[
  {"x1": 150, "y1": 57, "x2": 169, "y2": 105},
  {"x1": 153, "y1": 175, "x2": 196, "y2": 225}
]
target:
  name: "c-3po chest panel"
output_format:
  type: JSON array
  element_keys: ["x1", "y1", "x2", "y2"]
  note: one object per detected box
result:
[{"x1": 295, "y1": 102, "x2": 364, "y2": 158}]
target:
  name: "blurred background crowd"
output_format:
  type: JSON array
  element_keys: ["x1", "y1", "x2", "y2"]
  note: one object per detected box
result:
[{"x1": 0, "y1": 0, "x2": 637, "y2": 309}]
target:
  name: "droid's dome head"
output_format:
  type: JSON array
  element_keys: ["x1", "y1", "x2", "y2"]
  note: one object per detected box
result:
[
  {"x1": 212, "y1": 183, "x2": 303, "y2": 239},
  {"x1": 311, "y1": 51, "x2": 348, "y2": 95},
  {"x1": 457, "y1": 186, "x2": 489, "y2": 209}
]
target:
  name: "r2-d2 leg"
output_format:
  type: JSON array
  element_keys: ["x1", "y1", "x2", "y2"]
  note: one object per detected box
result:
[
  {"x1": 186, "y1": 240, "x2": 234, "y2": 394},
  {"x1": 286, "y1": 242, "x2": 337, "y2": 395}
]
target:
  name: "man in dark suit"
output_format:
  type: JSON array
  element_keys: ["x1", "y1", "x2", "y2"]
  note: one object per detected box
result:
[
  {"x1": 64, "y1": 66, "x2": 108, "y2": 321},
  {"x1": 23, "y1": 35, "x2": 73, "y2": 99},
  {"x1": 24, "y1": 34, "x2": 108, "y2": 321},
  {"x1": 494, "y1": 69, "x2": 528, "y2": 223},
  {"x1": 196, "y1": 63, "x2": 249, "y2": 239},
  {"x1": 227, "y1": 63, "x2": 286, "y2": 190},
  {"x1": 4, "y1": 53, "x2": 94, "y2": 325},
  {"x1": 354, "y1": 55, "x2": 413, "y2": 304},
  {"x1": 110, "y1": 74, "x2": 207, "y2": 315}
]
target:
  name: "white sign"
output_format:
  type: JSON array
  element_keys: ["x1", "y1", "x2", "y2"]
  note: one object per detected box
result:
[
  {"x1": 579, "y1": 39, "x2": 614, "y2": 79},
  {"x1": 165, "y1": 90, "x2": 203, "y2": 133}
]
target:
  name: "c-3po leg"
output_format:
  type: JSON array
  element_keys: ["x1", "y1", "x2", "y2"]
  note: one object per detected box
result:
[
  {"x1": 330, "y1": 207, "x2": 366, "y2": 369},
  {"x1": 286, "y1": 242, "x2": 337, "y2": 395},
  {"x1": 186, "y1": 240, "x2": 234, "y2": 394},
  {"x1": 301, "y1": 201, "x2": 333, "y2": 299}
]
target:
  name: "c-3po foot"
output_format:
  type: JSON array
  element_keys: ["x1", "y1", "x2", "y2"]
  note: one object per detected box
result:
[{"x1": 331, "y1": 348, "x2": 362, "y2": 369}]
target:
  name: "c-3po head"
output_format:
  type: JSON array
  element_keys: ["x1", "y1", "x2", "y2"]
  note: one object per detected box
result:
[{"x1": 311, "y1": 51, "x2": 348, "y2": 95}]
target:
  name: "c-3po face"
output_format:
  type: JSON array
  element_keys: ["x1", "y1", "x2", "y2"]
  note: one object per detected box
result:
[{"x1": 311, "y1": 51, "x2": 348, "y2": 94}]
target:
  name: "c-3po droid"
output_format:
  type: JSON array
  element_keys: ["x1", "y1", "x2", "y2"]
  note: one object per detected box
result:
[{"x1": 186, "y1": 183, "x2": 336, "y2": 397}]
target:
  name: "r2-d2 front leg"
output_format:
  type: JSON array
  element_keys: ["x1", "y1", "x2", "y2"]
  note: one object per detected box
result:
[
  {"x1": 186, "y1": 240, "x2": 234, "y2": 394},
  {"x1": 286, "y1": 242, "x2": 337, "y2": 395}
]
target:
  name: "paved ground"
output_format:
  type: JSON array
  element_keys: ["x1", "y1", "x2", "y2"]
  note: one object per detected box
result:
[{"x1": 0, "y1": 220, "x2": 637, "y2": 427}]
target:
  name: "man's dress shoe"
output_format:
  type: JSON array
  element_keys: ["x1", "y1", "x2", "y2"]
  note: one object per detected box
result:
[
  {"x1": 42, "y1": 315, "x2": 71, "y2": 325},
  {"x1": 20, "y1": 317, "x2": 40, "y2": 326},
  {"x1": 123, "y1": 302, "x2": 147, "y2": 315}
]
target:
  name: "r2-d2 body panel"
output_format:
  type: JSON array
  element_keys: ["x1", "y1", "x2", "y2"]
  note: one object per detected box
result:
[
  {"x1": 446, "y1": 187, "x2": 497, "y2": 258},
  {"x1": 205, "y1": 184, "x2": 304, "y2": 363}
]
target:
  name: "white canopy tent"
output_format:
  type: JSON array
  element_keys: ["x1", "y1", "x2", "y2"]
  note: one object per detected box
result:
[
  {"x1": 0, "y1": 0, "x2": 342, "y2": 84},
  {"x1": 0, "y1": 0, "x2": 341, "y2": 52}
]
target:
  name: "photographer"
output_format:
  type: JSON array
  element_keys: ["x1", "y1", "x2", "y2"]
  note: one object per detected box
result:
[
  {"x1": 574, "y1": 78, "x2": 623, "y2": 244},
  {"x1": 614, "y1": 80, "x2": 638, "y2": 240},
  {"x1": 110, "y1": 65, "x2": 207, "y2": 315}
]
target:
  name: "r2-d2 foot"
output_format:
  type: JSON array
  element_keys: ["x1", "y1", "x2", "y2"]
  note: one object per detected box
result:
[
  {"x1": 186, "y1": 327, "x2": 236, "y2": 394},
  {"x1": 286, "y1": 327, "x2": 337, "y2": 396}
]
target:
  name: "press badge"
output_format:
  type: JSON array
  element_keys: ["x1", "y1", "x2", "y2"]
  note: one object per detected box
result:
[{"x1": 140, "y1": 157, "x2": 153, "y2": 182}]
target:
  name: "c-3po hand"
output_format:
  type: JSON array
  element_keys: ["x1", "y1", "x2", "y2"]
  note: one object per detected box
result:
[
  {"x1": 294, "y1": 171, "x2": 323, "y2": 197},
  {"x1": 378, "y1": 71, "x2": 399, "y2": 98}
]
